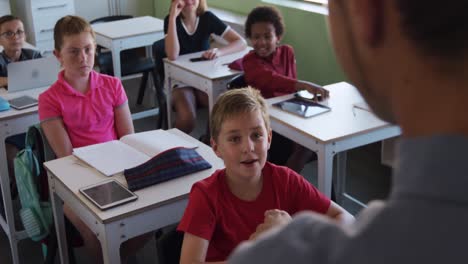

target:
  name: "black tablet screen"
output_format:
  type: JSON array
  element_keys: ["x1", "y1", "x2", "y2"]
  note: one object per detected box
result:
[
  {"x1": 273, "y1": 98, "x2": 330, "y2": 118},
  {"x1": 9, "y1": 95, "x2": 38, "y2": 110},
  {"x1": 81, "y1": 181, "x2": 135, "y2": 207}
]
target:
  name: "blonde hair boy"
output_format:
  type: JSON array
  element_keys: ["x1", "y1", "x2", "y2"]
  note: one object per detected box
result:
[{"x1": 210, "y1": 87, "x2": 270, "y2": 141}]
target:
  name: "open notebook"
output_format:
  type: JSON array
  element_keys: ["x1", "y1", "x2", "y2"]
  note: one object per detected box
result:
[{"x1": 73, "y1": 130, "x2": 197, "y2": 176}]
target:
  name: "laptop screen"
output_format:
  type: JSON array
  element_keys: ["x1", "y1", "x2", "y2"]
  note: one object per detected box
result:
[{"x1": 7, "y1": 56, "x2": 60, "y2": 92}]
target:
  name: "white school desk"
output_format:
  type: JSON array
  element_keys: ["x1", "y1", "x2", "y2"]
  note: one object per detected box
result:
[
  {"x1": 164, "y1": 48, "x2": 249, "y2": 127},
  {"x1": 267, "y1": 82, "x2": 401, "y2": 202},
  {"x1": 0, "y1": 87, "x2": 47, "y2": 264},
  {"x1": 92, "y1": 16, "x2": 164, "y2": 80},
  {"x1": 92, "y1": 16, "x2": 164, "y2": 120},
  {"x1": 45, "y1": 129, "x2": 224, "y2": 264}
]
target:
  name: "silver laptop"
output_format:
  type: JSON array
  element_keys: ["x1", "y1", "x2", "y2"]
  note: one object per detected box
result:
[{"x1": 7, "y1": 56, "x2": 60, "y2": 93}]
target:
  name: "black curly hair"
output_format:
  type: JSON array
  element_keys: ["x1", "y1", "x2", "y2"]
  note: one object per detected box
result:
[{"x1": 245, "y1": 6, "x2": 284, "y2": 39}]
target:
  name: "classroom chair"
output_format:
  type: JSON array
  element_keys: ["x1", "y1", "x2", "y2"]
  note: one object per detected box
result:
[{"x1": 18, "y1": 124, "x2": 83, "y2": 264}]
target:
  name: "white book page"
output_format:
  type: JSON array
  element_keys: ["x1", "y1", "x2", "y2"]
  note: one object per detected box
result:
[
  {"x1": 73, "y1": 140, "x2": 150, "y2": 176},
  {"x1": 120, "y1": 130, "x2": 198, "y2": 157}
]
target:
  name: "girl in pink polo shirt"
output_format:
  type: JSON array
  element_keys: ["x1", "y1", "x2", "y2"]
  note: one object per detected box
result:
[{"x1": 38, "y1": 15, "x2": 147, "y2": 263}]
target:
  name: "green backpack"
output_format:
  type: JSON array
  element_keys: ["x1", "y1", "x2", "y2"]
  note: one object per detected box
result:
[{"x1": 14, "y1": 124, "x2": 55, "y2": 242}]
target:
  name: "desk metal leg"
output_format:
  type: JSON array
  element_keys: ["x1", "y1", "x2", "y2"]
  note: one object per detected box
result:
[
  {"x1": 316, "y1": 145, "x2": 334, "y2": 198},
  {"x1": 336, "y1": 152, "x2": 348, "y2": 205},
  {"x1": 209, "y1": 79, "x2": 230, "y2": 112},
  {"x1": 164, "y1": 68, "x2": 173, "y2": 129},
  {"x1": 111, "y1": 45, "x2": 122, "y2": 79},
  {"x1": 101, "y1": 224, "x2": 122, "y2": 264},
  {"x1": 0, "y1": 135, "x2": 20, "y2": 264},
  {"x1": 49, "y1": 176, "x2": 70, "y2": 264}
]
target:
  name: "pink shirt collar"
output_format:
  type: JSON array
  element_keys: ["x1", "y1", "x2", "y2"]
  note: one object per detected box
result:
[{"x1": 56, "y1": 70, "x2": 103, "y2": 96}]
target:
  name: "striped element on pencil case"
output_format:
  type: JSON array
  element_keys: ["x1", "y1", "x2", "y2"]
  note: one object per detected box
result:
[{"x1": 123, "y1": 147, "x2": 212, "y2": 191}]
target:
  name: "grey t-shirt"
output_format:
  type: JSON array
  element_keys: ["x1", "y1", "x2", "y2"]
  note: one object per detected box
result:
[
  {"x1": 0, "y1": 48, "x2": 42, "y2": 77},
  {"x1": 229, "y1": 135, "x2": 468, "y2": 264}
]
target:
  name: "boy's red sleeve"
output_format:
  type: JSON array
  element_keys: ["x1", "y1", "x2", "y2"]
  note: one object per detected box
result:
[
  {"x1": 242, "y1": 51, "x2": 297, "y2": 97},
  {"x1": 177, "y1": 184, "x2": 216, "y2": 241},
  {"x1": 285, "y1": 168, "x2": 331, "y2": 214}
]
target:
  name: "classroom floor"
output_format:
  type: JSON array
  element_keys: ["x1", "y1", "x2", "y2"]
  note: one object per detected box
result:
[{"x1": 0, "y1": 77, "x2": 392, "y2": 264}]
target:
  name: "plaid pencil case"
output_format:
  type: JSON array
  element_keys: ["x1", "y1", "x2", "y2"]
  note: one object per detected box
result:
[{"x1": 123, "y1": 147, "x2": 212, "y2": 191}]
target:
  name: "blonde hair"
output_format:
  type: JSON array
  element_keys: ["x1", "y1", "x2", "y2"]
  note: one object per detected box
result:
[
  {"x1": 210, "y1": 87, "x2": 270, "y2": 141},
  {"x1": 54, "y1": 15, "x2": 95, "y2": 51},
  {"x1": 196, "y1": 0, "x2": 207, "y2": 16}
]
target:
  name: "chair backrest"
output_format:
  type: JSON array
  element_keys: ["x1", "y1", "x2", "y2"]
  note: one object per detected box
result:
[
  {"x1": 152, "y1": 38, "x2": 166, "y2": 82},
  {"x1": 89, "y1": 15, "x2": 133, "y2": 25},
  {"x1": 227, "y1": 74, "x2": 247, "y2": 90}
]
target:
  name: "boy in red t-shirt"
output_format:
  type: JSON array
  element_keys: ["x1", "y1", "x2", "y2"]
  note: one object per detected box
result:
[{"x1": 177, "y1": 87, "x2": 354, "y2": 263}]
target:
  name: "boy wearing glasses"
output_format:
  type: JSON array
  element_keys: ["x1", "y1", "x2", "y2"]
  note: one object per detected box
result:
[
  {"x1": 0, "y1": 15, "x2": 42, "y2": 88},
  {"x1": 0, "y1": 15, "x2": 42, "y2": 198}
]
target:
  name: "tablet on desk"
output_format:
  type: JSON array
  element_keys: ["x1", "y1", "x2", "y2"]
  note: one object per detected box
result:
[
  {"x1": 273, "y1": 98, "x2": 331, "y2": 118},
  {"x1": 79, "y1": 180, "x2": 138, "y2": 210},
  {"x1": 8, "y1": 95, "x2": 38, "y2": 110}
]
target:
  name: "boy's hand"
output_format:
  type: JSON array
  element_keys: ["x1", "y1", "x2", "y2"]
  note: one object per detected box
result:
[
  {"x1": 202, "y1": 48, "x2": 220, "y2": 60},
  {"x1": 296, "y1": 80, "x2": 330, "y2": 101},
  {"x1": 170, "y1": 0, "x2": 185, "y2": 18},
  {"x1": 249, "y1": 209, "x2": 292, "y2": 241}
]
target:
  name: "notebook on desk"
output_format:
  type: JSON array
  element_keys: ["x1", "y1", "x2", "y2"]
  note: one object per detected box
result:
[
  {"x1": 7, "y1": 56, "x2": 60, "y2": 93},
  {"x1": 73, "y1": 130, "x2": 198, "y2": 176}
]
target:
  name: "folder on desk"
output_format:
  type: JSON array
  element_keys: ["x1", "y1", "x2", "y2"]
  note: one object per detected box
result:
[
  {"x1": 123, "y1": 147, "x2": 212, "y2": 191},
  {"x1": 73, "y1": 130, "x2": 197, "y2": 176}
]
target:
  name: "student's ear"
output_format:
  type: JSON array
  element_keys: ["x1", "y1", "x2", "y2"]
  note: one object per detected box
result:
[
  {"x1": 53, "y1": 49, "x2": 60, "y2": 60},
  {"x1": 211, "y1": 137, "x2": 223, "y2": 159},
  {"x1": 53, "y1": 49, "x2": 63, "y2": 65},
  {"x1": 266, "y1": 129, "x2": 272, "y2": 150}
]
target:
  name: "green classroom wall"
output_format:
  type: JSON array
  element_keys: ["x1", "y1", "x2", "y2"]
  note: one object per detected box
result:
[
  {"x1": 152, "y1": 0, "x2": 346, "y2": 85},
  {"x1": 135, "y1": 0, "x2": 156, "y2": 16}
]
